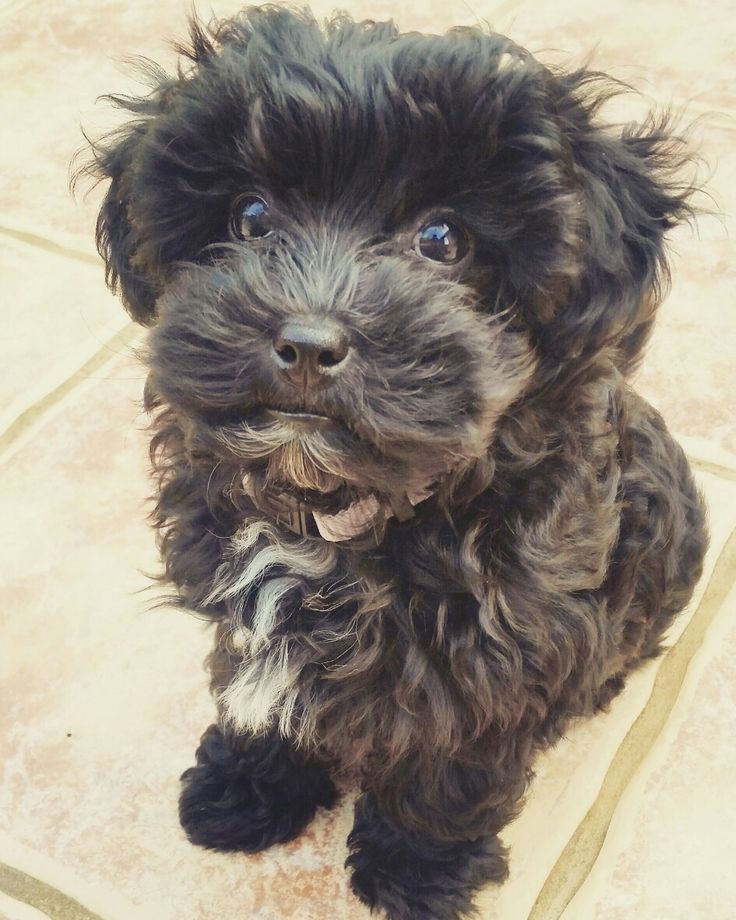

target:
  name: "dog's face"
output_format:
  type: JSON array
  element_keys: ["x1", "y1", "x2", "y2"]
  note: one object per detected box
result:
[{"x1": 89, "y1": 8, "x2": 692, "y2": 508}]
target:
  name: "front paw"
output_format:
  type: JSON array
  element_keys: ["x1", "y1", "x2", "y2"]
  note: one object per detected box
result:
[
  {"x1": 179, "y1": 724, "x2": 336, "y2": 853},
  {"x1": 346, "y1": 794, "x2": 507, "y2": 920}
]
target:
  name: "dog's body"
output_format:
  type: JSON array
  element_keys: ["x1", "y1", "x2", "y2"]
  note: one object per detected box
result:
[{"x1": 88, "y1": 7, "x2": 707, "y2": 918}]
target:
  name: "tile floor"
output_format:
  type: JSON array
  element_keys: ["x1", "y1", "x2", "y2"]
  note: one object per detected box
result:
[{"x1": 1, "y1": 1, "x2": 734, "y2": 918}]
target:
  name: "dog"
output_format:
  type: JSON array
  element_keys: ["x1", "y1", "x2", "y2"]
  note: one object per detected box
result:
[{"x1": 85, "y1": 7, "x2": 708, "y2": 918}]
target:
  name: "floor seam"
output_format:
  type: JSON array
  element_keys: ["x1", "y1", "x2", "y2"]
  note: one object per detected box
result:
[
  {"x1": 687, "y1": 455, "x2": 736, "y2": 482},
  {"x1": 0, "y1": 225, "x2": 99, "y2": 266},
  {"x1": 0, "y1": 323, "x2": 141, "y2": 464},
  {"x1": 527, "y1": 526, "x2": 736, "y2": 920},
  {"x1": 0, "y1": 862, "x2": 104, "y2": 920}
]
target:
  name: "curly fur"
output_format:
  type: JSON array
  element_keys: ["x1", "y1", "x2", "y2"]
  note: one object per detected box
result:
[
  {"x1": 179, "y1": 723, "x2": 336, "y2": 851},
  {"x1": 82, "y1": 7, "x2": 707, "y2": 918}
]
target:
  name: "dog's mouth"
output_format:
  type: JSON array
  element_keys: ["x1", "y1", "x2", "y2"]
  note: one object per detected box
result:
[
  {"x1": 248, "y1": 472, "x2": 369, "y2": 515},
  {"x1": 198, "y1": 401, "x2": 375, "y2": 493},
  {"x1": 194, "y1": 397, "x2": 465, "y2": 514},
  {"x1": 265, "y1": 408, "x2": 333, "y2": 429},
  {"x1": 204, "y1": 402, "x2": 344, "y2": 432}
]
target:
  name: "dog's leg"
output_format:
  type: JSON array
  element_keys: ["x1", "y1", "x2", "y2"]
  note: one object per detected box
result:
[
  {"x1": 178, "y1": 723, "x2": 337, "y2": 852},
  {"x1": 346, "y1": 764, "x2": 522, "y2": 920}
]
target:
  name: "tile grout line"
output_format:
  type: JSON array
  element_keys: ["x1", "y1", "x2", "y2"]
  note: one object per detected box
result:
[
  {"x1": 0, "y1": 225, "x2": 99, "y2": 266},
  {"x1": 688, "y1": 455, "x2": 736, "y2": 482},
  {"x1": 0, "y1": 863, "x2": 104, "y2": 920},
  {"x1": 0, "y1": 835, "x2": 165, "y2": 920},
  {"x1": 0, "y1": 888, "x2": 54, "y2": 920},
  {"x1": 527, "y1": 526, "x2": 736, "y2": 920},
  {"x1": 0, "y1": 323, "x2": 142, "y2": 464}
]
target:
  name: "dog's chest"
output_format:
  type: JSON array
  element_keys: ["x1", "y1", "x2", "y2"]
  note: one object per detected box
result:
[
  {"x1": 206, "y1": 514, "x2": 558, "y2": 759},
  {"x1": 209, "y1": 520, "x2": 385, "y2": 740}
]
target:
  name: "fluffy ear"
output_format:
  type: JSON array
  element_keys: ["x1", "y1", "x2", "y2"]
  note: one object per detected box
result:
[
  {"x1": 92, "y1": 126, "x2": 161, "y2": 325},
  {"x1": 79, "y1": 14, "x2": 251, "y2": 325},
  {"x1": 547, "y1": 73, "x2": 698, "y2": 373},
  {"x1": 79, "y1": 27, "x2": 216, "y2": 325}
]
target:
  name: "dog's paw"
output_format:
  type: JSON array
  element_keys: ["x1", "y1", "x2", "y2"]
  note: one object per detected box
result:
[
  {"x1": 179, "y1": 724, "x2": 337, "y2": 853},
  {"x1": 346, "y1": 794, "x2": 507, "y2": 920}
]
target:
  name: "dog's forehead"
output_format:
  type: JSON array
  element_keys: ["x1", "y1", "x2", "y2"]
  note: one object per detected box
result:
[{"x1": 183, "y1": 27, "x2": 536, "y2": 208}]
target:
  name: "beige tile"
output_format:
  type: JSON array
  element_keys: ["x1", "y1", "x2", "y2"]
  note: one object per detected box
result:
[
  {"x1": 0, "y1": 237, "x2": 131, "y2": 437},
  {"x1": 560, "y1": 574, "x2": 736, "y2": 920},
  {"x1": 679, "y1": 434, "x2": 736, "y2": 478},
  {"x1": 632, "y1": 232, "x2": 736, "y2": 456},
  {"x1": 632, "y1": 110, "x2": 736, "y2": 460},
  {"x1": 0, "y1": 890, "x2": 52, "y2": 920},
  {"x1": 493, "y1": 0, "x2": 736, "y2": 114},
  {"x1": 0, "y1": 832, "x2": 161, "y2": 920}
]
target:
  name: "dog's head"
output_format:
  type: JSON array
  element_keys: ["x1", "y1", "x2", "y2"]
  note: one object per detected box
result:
[{"x1": 86, "y1": 7, "x2": 694, "y2": 512}]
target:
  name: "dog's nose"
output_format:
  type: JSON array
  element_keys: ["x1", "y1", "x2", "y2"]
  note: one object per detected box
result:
[{"x1": 272, "y1": 321, "x2": 351, "y2": 389}]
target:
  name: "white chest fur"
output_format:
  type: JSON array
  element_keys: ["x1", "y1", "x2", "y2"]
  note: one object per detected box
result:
[{"x1": 206, "y1": 519, "x2": 343, "y2": 739}]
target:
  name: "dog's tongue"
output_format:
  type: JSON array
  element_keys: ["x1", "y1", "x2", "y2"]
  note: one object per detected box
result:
[
  {"x1": 312, "y1": 488, "x2": 433, "y2": 541},
  {"x1": 242, "y1": 473, "x2": 434, "y2": 541},
  {"x1": 311, "y1": 493, "x2": 382, "y2": 541}
]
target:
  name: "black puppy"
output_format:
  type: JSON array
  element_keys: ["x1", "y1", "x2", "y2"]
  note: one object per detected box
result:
[{"x1": 86, "y1": 7, "x2": 707, "y2": 918}]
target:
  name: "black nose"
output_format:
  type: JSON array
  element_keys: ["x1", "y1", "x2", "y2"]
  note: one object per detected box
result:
[{"x1": 272, "y1": 321, "x2": 351, "y2": 389}]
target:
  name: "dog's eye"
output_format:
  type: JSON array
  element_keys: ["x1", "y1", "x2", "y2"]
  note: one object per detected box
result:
[
  {"x1": 415, "y1": 219, "x2": 469, "y2": 264},
  {"x1": 230, "y1": 195, "x2": 271, "y2": 240}
]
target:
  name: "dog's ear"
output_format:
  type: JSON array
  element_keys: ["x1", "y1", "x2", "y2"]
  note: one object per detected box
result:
[
  {"x1": 547, "y1": 72, "x2": 698, "y2": 372},
  {"x1": 92, "y1": 125, "x2": 161, "y2": 325},
  {"x1": 80, "y1": 12, "x2": 269, "y2": 326},
  {"x1": 81, "y1": 17, "x2": 222, "y2": 326}
]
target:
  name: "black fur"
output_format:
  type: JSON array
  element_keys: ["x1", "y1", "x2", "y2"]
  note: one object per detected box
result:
[
  {"x1": 81, "y1": 8, "x2": 708, "y2": 918},
  {"x1": 179, "y1": 724, "x2": 337, "y2": 852},
  {"x1": 347, "y1": 793, "x2": 508, "y2": 920}
]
